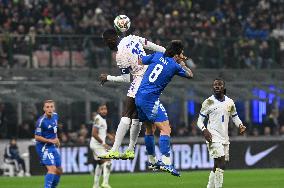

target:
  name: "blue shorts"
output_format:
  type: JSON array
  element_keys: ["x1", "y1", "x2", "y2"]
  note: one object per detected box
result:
[
  {"x1": 36, "y1": 144, "x2": 61, "y2": 167},
  {"x1": 135, "y1": 97, "x2": 168, "y2": 123}
]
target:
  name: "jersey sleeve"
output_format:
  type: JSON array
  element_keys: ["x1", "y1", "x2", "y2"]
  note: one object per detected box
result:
[
  {"x1": 141, "y1": 53, "x2": 155, "y2": 65},
  {"x1": 230, "y1": 101, "x2": 243, "y2": 127},
  {"x1": 136, "y1": 36, "x2": 166, "y2": 52},
  {"x1": 93, "y1": 116, "x2": 101, "y2": 129},
  {"x1": 196, "y1": 99, "x2": 210, "y2": 131},
  {"x1": 35, "y1": 118, "x2": 44, "y2": 136},
  {"x1": 175, "y1": 64, "x2": 187, "y2": 77}
]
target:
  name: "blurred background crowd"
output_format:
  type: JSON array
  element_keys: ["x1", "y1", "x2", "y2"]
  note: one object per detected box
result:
[
  {"x1": 0, "y1": 0, "x2": 284, "y2": 68},
  {"x1": 0, "y1": 0, "x2": 284, "y2": 143}
]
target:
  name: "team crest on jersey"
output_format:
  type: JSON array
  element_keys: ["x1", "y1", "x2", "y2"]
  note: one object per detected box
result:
[
  {"x1": 94, "y1": 118, "x2": 100, "y2": 124},
  {"x1": 207, "y1": 99, "x2": 214, "y2": 106},
  {"x1": 228, "y1": 105, "x2": 235, "y2": 113}
]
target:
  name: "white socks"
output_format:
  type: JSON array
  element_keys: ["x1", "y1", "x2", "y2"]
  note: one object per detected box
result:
[
  {"x1": 207, "y1": 171, "x2": 215, "y2": 188},
  {"x1": 162, "y1": 155, "x2": 171, "y2": 165},
  {"x1": 128, "y1": 120, "x2": 141, "y2": 151},
  {"x1": 93, "y1": 164, "x2": 103, "y2": 188},
  {"x1": 148, "y1": 155, "x2": 157, "y2": 164},
  {"x1": 215, "y1": 168, "x2": 224, "y2": 188},
  {"x1": 111, "y1": 117, "x2": 131, "y2": 151},
  {"x1": 102, "y1": 161, "x2": 112, "y2": 185}
]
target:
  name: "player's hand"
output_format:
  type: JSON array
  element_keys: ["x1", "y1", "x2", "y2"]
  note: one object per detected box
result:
[
  {"x1": 202, "y1": 129, "x2": 212, "y2": 142},
  {"x1": 49, "y1": 138, "x2": 60, "y2": 146},
  {"x1": 99, "y1": 74, "x2": 108, "y2": 86},
  {"x1": 239, "y1": 124, "x2": 246, "y2": 135}
]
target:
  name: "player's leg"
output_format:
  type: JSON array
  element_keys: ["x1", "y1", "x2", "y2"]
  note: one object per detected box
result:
[
  {"x1": 207, "y1": 142, "x2": 226, "y2": 188},
  {"x1": 119, "y1": 97, "x2": 141, "y2": 159},
  {"x1": 108, "y1": 97, "x2": 134, "y2": 154},
  {"x1": 51, "y1": 149, "x2": 62, "y2": 188},
  {"x1": 144, "y1": 121, "x2": 157, "y2": 166},
  {"x1": 45, "y1": 165, "x2": 57, "y2": 188},
  {"x1": 214, "y1": 156, "x2": 225, "y2": 188},
  {"x1": 101, "y1": 159, "x2": 112, "y2": 188},
  {"x1": 93, "y1": 160, "x2": 103, "y2": 188}
]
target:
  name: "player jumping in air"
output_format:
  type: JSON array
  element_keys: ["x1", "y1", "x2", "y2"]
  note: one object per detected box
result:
[
  {"x1": 99, "y1": 29, "x2": 166, "y2": 160},
  {"x1": 34, "y1": 100, "x2": 62, "y2": 188},
  {"x1": 90, "y1": 104, "x2": 114, "y2": 188},
  {"x1": 197, "y1": 78, "x2": 246, "y2": 188},
  {"x1": 135, "y1": 40, "x2": 193, "y2": 177}
]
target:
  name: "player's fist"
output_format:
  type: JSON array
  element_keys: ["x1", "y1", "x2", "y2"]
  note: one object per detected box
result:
[
  {"x1": 202, "y1": 129, "x2": 212, "y2": 142},
  {"x1": 99, "y1": 74, "x2": 108, "y2": 85},
  {"x1": 239, "y1": 124, "x2": 246, "y2": 135},
  {"x1": 49, "y1": 138, "x2": 60, "y2": 146}
]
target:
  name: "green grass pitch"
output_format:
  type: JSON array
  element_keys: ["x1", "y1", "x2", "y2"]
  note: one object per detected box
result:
[{"x1": 1, "y1": 169, "x2": 284, "y2": 188}]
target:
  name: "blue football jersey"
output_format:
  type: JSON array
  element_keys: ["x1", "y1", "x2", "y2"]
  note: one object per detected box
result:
[
  {"x1": 137, "y1": 52, "x2": 187, "y2": 100},
  {"x1": 35, "y1": 113, "x2": 59, "y2": 146}
]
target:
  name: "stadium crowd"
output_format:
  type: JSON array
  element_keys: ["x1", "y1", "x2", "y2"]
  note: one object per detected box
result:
[{"x1": 0, "y1": 0, "x2": 284, "y2": 68}]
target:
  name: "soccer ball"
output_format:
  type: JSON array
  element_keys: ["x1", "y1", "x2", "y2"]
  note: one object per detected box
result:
[{"x1": 114, "y1": 15, "x2": 131, "y2": 33}]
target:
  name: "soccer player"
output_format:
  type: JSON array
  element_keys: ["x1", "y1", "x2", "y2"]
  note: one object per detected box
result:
[
  {"x1": 135, "y1": 40, "x2": 193, "y2": 177},
  {"x1": 99, "y1": 29, "x2": 166, "y2": 159},
  {"x1": 196, "y1": 78, "x2": 246, "y2": 188},
  {"x1": 90, "y1": 104, "x2": 113, "y2": 188},
  {"x1": 34, "y1": 100, "x2": 62, "y2": 188}
]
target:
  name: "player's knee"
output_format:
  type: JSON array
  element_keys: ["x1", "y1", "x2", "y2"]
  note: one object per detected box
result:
[{"x1": 159, "y1": 125, "x2": 171, "y2": 135}]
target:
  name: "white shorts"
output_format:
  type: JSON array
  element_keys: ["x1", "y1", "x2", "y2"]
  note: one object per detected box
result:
[
  {"x1": 127, "y1": 75, "x2": 143, "y2": 98},
  {"x1": 90, "y1": 143, "x2": 107, "y2": 161},
  {"x1": 207, "y1": 142, "x2": 230, "y2": 161}
]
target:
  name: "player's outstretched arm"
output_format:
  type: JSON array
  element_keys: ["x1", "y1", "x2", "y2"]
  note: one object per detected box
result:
[
  {"x1": 100, "y1": 73, "x2": 130, "y2": 85},
  {"x1": 138, "y1": 36, "x2": 166, "y2": 52},
  {"x1": 178, "y1": 61, "x2": 193, "y2": 79},
  {"x1": 230, "y1": 102, "x2": 246, "y2": 134}
]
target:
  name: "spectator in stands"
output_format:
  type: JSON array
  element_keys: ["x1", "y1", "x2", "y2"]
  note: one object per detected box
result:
[
  {"x1": 4, "y1": 138, "x2": 30, "y2": 176},
  {"x1": 263, "y1": 109, "x2": 279, "y2": 135}
]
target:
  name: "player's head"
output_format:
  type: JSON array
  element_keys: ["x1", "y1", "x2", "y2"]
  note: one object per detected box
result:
[
  {"x1": 102, "y1": 29, "x2": 119, "y2": 51},
  {"x1": 164, "y1": 40, "x2": 185, "y2": 63},
  {"x1": 43, "y1": 100, "x2": 55, "y2": 117},
  {"x1": 10, "y1": 138, "x2": 17, "y2": 146},
  {"x1": 213, "y1": 78, "x2": 226, "y2": 97},
  {"x1": 97, "y1": 103, "x2": 108, "y2": 117}
]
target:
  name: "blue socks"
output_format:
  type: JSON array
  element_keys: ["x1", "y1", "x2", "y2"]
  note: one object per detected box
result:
[
  {"x1": 45, "y1": 173, "x2": 61, "y2": 188},
  {"x1": 44, "y1": 173, "x2": 55, "y2": 188},
  {"x1": 159, "y1": 135, "x2": 170, "y2": 157},
  {"x1": 51, "y1": 174, "x2": 61, "y2": 188},
  {"x1": 144, "y1": 135, "x2": 155, "y2": 155}
]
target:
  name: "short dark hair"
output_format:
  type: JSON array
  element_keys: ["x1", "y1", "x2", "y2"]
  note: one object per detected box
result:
[
  {"x1": 102, "y1": 29, "x2": 118, "y2": 40},
  {"x1": 164, "y1": 40, "x2": 184, "y2": 57}
]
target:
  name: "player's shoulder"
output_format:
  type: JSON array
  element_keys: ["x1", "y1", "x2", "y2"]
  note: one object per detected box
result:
[
  {"x1": 202, "y1": 95, "x2": 215, "y2": 106},
  {"x1": 94, "y1": 114, "x2": 103, "y2": 124},
  {"x1": 36, "y1": 115, "x2": 46, "y2": 126},
  {"x1": 225, "y1": 95, "x2": 235, "y2": 103}
]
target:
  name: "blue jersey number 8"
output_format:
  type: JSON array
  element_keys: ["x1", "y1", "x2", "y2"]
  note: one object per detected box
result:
[{"x1": 149, "y1": 64, "x2": 163, "y2": 82}]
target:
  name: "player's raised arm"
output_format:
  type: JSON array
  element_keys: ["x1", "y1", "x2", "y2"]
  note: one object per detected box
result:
[
  {"x1": 197, "y1": 100, "x2": 212, "y2": 142},
  {"x1": 138, "y1": 53, "x2": 156, "y2": 65},
  {"x1": 230, "y1": 102, "x2": 246, "y2": 134},
  {"x1": 176, "y1": 61, "x2": 193, "y2": 79},
  {"x1": 137, "y1": 36, "x2": 166, "y2": 52}
]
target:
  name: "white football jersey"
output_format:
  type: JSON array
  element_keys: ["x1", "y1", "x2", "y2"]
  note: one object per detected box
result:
[
  {"x1": 199, "y1": 95, "x2": 242, "y2": 144},
  {"x1": 90, "y1": 114, "x2": 107, "y2": 146},
  {"x1": 116, "y1": 35, "x2": 149, "y2": 76}
]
